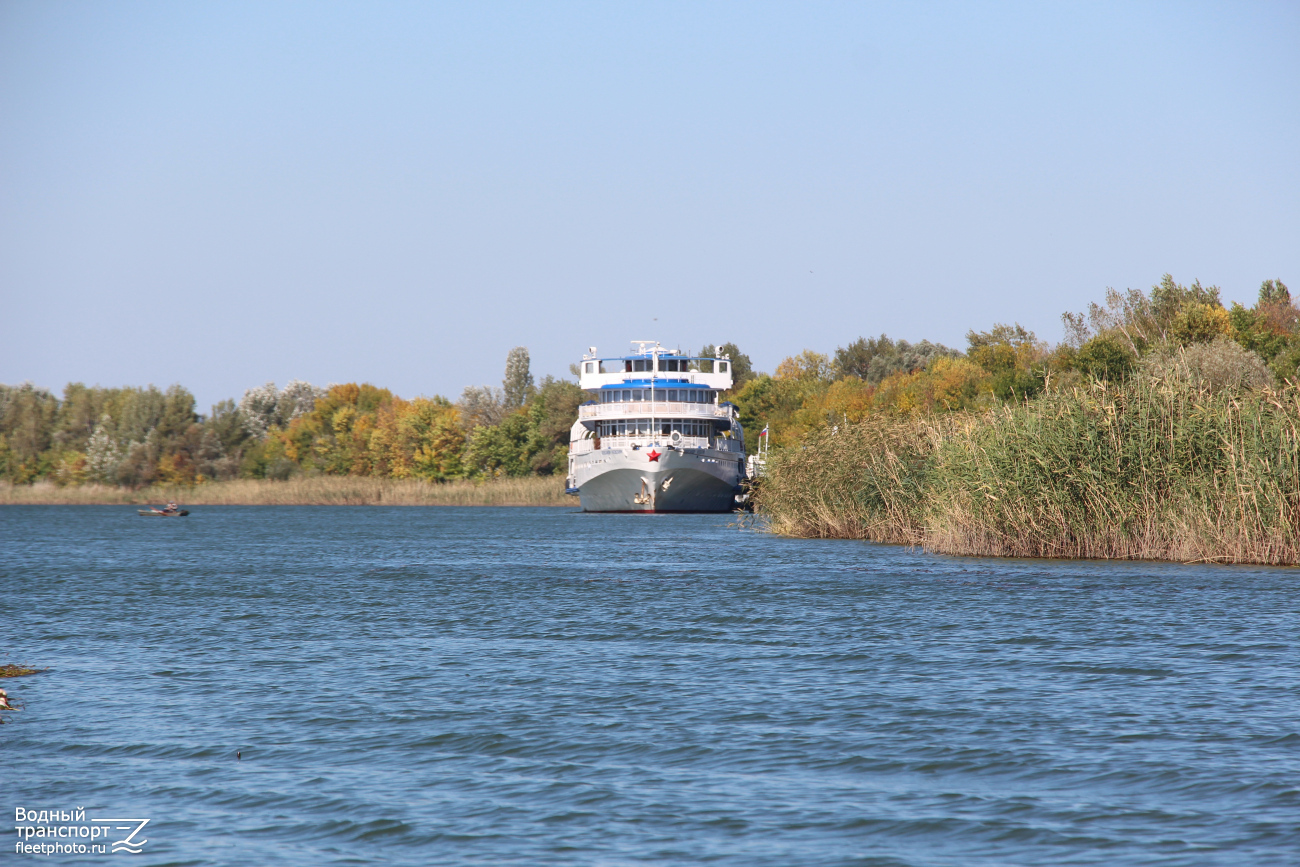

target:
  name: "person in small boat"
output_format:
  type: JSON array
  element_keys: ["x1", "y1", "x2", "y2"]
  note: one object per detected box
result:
[{"x1": 160, "y1": 502, "x2": 180, "y2": 514}]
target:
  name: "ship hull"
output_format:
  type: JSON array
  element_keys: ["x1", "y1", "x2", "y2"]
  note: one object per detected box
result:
[{"x1": 573, "y1": 448, "x2": 743, "y2": 513}]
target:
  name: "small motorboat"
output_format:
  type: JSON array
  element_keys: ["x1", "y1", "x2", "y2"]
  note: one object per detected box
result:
[{"x1": 138, "y1": 506, "x2": 189, "y2": 517}]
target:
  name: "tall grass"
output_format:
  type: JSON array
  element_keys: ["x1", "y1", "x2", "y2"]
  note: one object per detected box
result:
[
  {"x1": 0, "y1": 475, "x2": 576, "y2": 507},
  {"x1": 756, "y1": 377, "x2": 1300, "y2": 564}
]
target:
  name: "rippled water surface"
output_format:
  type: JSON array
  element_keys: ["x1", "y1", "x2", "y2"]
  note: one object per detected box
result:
[{"x1": 3, "y1": 505, "x2": 1298, "y2": 865}]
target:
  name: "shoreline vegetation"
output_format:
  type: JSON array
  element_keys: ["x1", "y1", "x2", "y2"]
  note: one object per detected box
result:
[
  {"x1": 0, "y1": 476, "x2": 576, "y2": 507},
  {"x1": 6, "y1": 274, "x2": 1300, "y2": 563},
  {"x1": 743, "y1": 274, "x2": 1300, "y2": 566},
  {"x1": 753, "y1": 377, "x2": 1300, "y2": 565}
]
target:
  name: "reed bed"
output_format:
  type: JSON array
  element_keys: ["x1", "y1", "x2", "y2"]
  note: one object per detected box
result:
[
  {"x1": 0, "y1": 475, "x2": 576, "y2": 507},
  {"x1": 755, "y1": 377, "x2": 1300, "y2": 564}
]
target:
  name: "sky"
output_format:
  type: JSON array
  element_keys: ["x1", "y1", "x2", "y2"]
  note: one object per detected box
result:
[{"x1": 2, "y1": 1, "x2": 1298, "y2": 413}]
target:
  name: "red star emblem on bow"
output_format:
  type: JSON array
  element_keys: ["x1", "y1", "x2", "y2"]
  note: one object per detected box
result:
[{"x1": 646, "y1": 449, "x2": 662, "y2": 462}]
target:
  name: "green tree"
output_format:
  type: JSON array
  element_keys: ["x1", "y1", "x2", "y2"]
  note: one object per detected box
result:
[
  {"x1": 524, "y1": 376, "x2": 584, "y2": 474},
  {"x1": 503, "y1": 346, "x2": 535, "y2": 409},
  {"x1": 463, "y1": 411, "x2": 532, "y2": 477},
  {"x1": 0, "y1": 383, "x2": 59, "y2": 482},
  {"x1": 1075, "y1": 334, "x2": 1135, "y2": 381},
  {"x1": 833, "y1": 335, "x2": 893, "y2": 380}
]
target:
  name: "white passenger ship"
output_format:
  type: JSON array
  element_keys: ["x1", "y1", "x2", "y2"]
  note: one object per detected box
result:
[{"x1": 566, "y1": 342, "x2": 747, "y2": 512}]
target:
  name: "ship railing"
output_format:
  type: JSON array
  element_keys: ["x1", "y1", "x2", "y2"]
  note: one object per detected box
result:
[
  {"x1": 570, "y1": 434, "x2": 742, "y2": 455},
  {"x1": 578, "y1": 402, "x2": 729, "y2": 420}
]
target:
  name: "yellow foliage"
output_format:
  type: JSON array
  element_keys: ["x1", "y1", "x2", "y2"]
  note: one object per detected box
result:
[
  {"x1": 873, "y1": 370, "x2": 922, "y2": 414},
  {"x1": 925, "y1": 357, "x2": 989, "y2": 411},
  {"x1": 157, "y1": 452, "x2": 197, "y2": 485},
  {"x1": 811, "y1": 377, "x2": 875, "y2": 424},
  {"x1": 54, "y1": 452, "x2": 88, "y2": 486},
  {"x1": 774, "y1": 350, "x2": 832, "y2": 381},
  {"x1": 368, "y1": 397, "x2": 466, "y2": 481},
  {"x1": 871, "y1": 358, "x2": 989, "y2": 415},
  {"x1": 1171, "y1": 303, "x2": 1234, "y2": 345}
]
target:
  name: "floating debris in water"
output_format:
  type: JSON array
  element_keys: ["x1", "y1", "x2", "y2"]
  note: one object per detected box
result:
[{"x1": 0, "y1": 664, "x2": 48, "y2": 678}]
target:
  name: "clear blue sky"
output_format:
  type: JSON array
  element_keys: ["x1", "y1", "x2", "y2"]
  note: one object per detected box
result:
[{"x1": 2, "y1": 1, "x2": 1297, "y2": 412}]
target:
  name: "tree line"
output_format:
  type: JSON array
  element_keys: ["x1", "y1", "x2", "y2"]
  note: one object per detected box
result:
[
  {"x1": 0, "y1": 347, "x2": 583, "y2": 487},
  {"x1": 2, "y1": 274, "x2": 1293, "y2": 488},
  {"x1": 729, "y1": 274, "x2": 1297, "y2": 449}
]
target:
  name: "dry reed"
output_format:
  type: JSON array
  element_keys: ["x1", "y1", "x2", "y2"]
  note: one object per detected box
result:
[
  {"x1": 0, "y1": 475, "x2": 576, "y2": 507},
  {"x1": 755, "y1": 377, "x2": 1300, "y2": 564}
]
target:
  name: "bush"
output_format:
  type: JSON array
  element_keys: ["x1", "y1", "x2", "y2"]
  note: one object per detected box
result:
[{"x1": 1140, "y1": 338, "x2": 1272, "y2": 393}]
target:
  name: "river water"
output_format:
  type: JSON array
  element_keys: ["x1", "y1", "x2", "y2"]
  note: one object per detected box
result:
[{"x1": 2, "y1": 506, "x2": 1297, "y2": 865}]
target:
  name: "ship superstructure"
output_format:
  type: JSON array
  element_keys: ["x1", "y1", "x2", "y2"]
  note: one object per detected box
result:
[{"x1": 566, "y1": 342, "x2": 747, "y2": 512}]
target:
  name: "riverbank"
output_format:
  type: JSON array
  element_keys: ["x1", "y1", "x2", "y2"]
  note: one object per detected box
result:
[
  {"x1": 754, "y1": 377, "x2": 1300, "y2": 565},
  {"x1": 0, "y1": 476, "x2": 577, "y2": 507}
]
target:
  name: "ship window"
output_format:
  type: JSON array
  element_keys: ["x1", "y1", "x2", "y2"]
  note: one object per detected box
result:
[
  {"x1": 625, "y1": 361, "x2": 632, "y2": 372},
  {"x1": 622, "y1": 390, "x2": 630, "y2": 401},
  {"x1": 719, "y1": 361, "x2": 728, "y2": 373},
  {"x1": 585, "y1": 362, "x2": 595, "y2": 374},
  {"x1": 633, "y1": 359, "x2": 648, "y2": 372}
]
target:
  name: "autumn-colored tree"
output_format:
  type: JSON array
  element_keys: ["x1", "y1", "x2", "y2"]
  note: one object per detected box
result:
[
  {"x1": 966, "y1": 323, "x2": 1047, "y2": 401},
  {"x1": 1228, "y1": 280, "x2": 1299, "y2": 378},
  {"x1": 277, "y1": 383, "x2": 396, "y2": 475},
  {"x1": 871, "y1": 357, "x2": 989, "y2": 415},
  {"x1": 368, "y1": 397, "x2": 466, "y2": 481}
]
